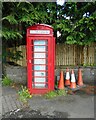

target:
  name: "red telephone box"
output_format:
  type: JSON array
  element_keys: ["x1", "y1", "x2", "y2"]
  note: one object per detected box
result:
[{"x1": 26, "y1": 24, "x2": 55, "y2": 94}]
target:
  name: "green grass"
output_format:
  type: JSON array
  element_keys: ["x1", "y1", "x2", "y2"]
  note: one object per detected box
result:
[
  {"x1": 57, "y1": 89, "x2": 67, "y2": 96},
  {"x1": 2, "y1": 76, "x2": 12, "y2": 86},
  {"x1": 44, "y1": 91, "x2": 58, "y2": 99},
  {"x1": 44, "y1": 89, "x2": 67, "y2": 99}
]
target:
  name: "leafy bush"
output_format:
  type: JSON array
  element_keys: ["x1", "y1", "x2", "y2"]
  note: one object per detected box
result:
[{"x1": 2, "y1": 76, "x2": 12, "y2": 86}]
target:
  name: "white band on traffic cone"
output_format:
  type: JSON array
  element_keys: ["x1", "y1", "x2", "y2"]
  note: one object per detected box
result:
[
  {"x1": 66, "y1": 72, "x2": 70, "y2": 80},
  {"x1": 71, "y1": 74, "x2": 76, "y2": 82}
]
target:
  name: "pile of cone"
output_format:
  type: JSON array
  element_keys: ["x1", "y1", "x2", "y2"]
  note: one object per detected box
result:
[{"x1": 58, "y1": 68, "x2": 84, "y2": 90}]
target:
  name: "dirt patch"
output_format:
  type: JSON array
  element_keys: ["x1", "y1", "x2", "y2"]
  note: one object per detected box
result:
[{"x1": 77, "y1": 85, "x2": 96, "y2": 96}]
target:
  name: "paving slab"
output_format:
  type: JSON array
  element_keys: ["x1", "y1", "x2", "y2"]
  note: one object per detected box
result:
[
  {"x1": 2, "y1": 86, "x2": 17, "y2": 95},
  {"x1": 2, "y1": 86, "x2": 23, "y2": 117}
]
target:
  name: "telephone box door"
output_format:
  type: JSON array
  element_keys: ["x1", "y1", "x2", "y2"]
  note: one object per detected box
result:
[{"x1": 27, "y1": 37, "x2": 54, "y2": 94}]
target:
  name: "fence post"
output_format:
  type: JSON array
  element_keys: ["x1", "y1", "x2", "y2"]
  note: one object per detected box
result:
[{"x1": 83, "y1": 45, "x2": 87, "y2": 66}]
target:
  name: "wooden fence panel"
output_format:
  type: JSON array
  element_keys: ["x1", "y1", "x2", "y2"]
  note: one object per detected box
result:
[
  {"x1": 7, "y1": 43, "x2": 96, "y2": 66},
  {"x1": 7, "y1": 45, "x2": 27, "y2": 66},
  {"x1": 16, "y1": 45, "x2": 27, "y2": 66}
]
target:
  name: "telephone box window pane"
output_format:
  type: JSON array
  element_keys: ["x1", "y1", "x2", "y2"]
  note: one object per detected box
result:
[
  {"x1": 32, "y1": 78, "x2": 48, "y2": 88},
  {"x1": 34, "y1": 65, "x2": 47, "y2": 70},
  {"x1": 34, "y1": 53, "x2": 46, "y2": 58},
  {"x1": 34, "y1": 46, "x2": 47, "y2": 52},
  {"x1": 33, "y1": 40, "x2": 47, "y2": 45},
  {"x1": 33, "y1": 46, "x2": 48, "y2": 52},
  {"x1": 33, "y1": 78, "x2": 46, "y2": 88},
  {"x1": 34, "y1": 72, "x2": 46, "y2": 76},
  {"x1": 33, "y1": 72, "x2": 48, "y2": 78},
  {"x1": 32, "y1": 40, "x2": 48, "y2": 88},
  {"x1": 34, "y1": 59, "x2": 47, "y2": 64}
]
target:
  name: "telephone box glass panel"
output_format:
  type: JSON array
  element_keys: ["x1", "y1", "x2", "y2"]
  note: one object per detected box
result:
[{"x1": 32, "y1": 40, "x2": 48, "y2": 88}]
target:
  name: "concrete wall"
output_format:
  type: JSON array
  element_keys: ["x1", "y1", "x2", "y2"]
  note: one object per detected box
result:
[
  {"x1": 3, "y1": 64, "x2": 96, "y2": 85},
  {"x1": 3, "y1": 64, "x2": 27, "y2": 85}
]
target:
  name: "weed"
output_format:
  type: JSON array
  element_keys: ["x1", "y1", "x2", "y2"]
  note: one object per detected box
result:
[
  {"x1": 2, "y1": 76, "x2": 12, "y2": 86},
  {"x1": 57, "y1": 89, "x2": 67, "y2": 96},
  {"x1": 18, "y1": 85, "x2": 32, "y2": 103},
  {"x1": 44, "y1": 89, "x2": 67, "y2": 99},
  {"x1": 44, "y1": 91, "x2": 58, "y2": 99},
  {"x1": 83, "y1": 63, "x2": 96, "y2": 67}
]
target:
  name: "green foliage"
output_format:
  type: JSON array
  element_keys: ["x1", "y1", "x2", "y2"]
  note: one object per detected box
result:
[
  {"x1": 57, "y1": 89, "x2": 67, "y2": 96},
  {"x1": 2, "y1": 2, "x2": 96, "y2": 45},
  {"x1": 1, "y1": 28, "x2": 23, "y2": 40},
  {"x1": 2, "y1": 15, "x2": 18, "y2": 24},
  {"x1": 44, "y1": 89, "x2": 67, "y2": 99},
  {"x1": 83, "y1": 63, "x2": 96, "y2": 67},
  {"x1": 8, "y1": 50, "x2": 23, "y2": 62},
  {"x1": 2, "y1": 76, "x2": 12, "y2": 86},
  {"x1": 44, "y1": 91, "x2": 58, "y2": 99},
  {"x1": 56, "y1": 2, "x2": 96, "y2": 45},
  {"x1": 2, "y1": 2, "x2": 56, "y2": 41},
  {"x1": 18, "y1": 85, "x2": 32, "y2": 103}
]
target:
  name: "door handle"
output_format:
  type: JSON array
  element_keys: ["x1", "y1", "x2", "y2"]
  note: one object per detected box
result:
[{"x1": 29, "y1": 59, "x2": 31, "y2": 63}]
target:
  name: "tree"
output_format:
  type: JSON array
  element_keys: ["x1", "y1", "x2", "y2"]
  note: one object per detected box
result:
[
  {"x1": 56, "y1": 2, "x2": 96, "y2": 45},
  {"x1": 1, "y1": 2, "x2": 56, "y2": 62},
  {"x1": 1, "y1": 2, "x2": 96, "y2": 46},
  {"x1": 1, "y1": 2, "x2": 56, "y2": 46}
]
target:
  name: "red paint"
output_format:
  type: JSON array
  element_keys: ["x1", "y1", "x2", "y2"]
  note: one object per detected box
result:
[{"x1": 26, "y1": 24, "x2": 55, "y2": 94}]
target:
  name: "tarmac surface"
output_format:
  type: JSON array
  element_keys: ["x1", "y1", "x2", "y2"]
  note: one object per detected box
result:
[{"x1": 1, "y1": 85, "x2": 95, "y2": 119}]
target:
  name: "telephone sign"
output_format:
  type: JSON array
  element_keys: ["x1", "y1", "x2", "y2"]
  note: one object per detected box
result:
[
  {"x1": 30, "y1": 30, "x2": 50, "y2": 34},
  {"x1": 26, "y1": 24, "x2": 55, "y2": 94}
]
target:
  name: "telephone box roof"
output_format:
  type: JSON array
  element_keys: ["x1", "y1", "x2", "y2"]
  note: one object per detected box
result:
[{"x1": 27, "y1": 24, "x2": 53, "y2": 29}]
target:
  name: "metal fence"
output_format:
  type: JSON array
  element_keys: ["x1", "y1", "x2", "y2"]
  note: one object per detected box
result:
[{"x1": 6, "y1": 43, "x2": 96, "y2": 66}]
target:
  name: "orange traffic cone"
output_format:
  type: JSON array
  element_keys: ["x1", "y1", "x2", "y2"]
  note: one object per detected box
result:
[
  {"x1": 70, "y1": 69, "x2": 77, "y2": 89},
  {"x1": 77, "y1": 68, "x2": 84, "y2": 86},
  {"x1": 65, "y1": 68, "x2": 70, "y2": 86},
  {"x1": 58, "y1": 71, "x2": 64, "y2": 89}
]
